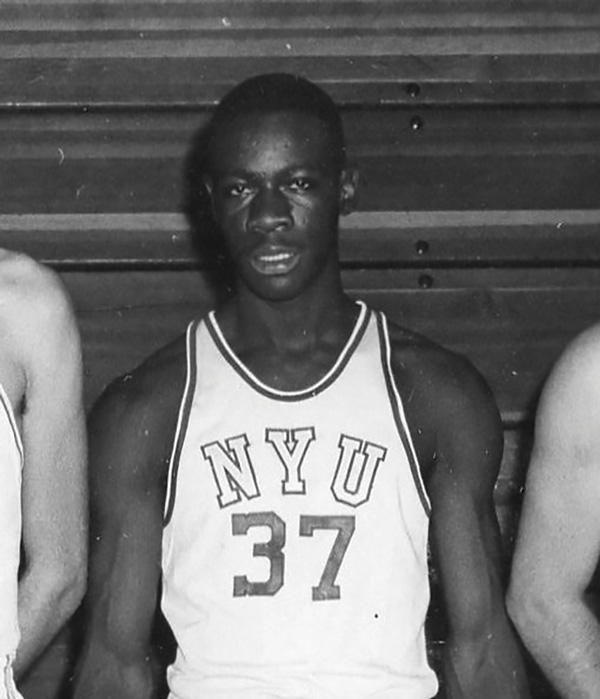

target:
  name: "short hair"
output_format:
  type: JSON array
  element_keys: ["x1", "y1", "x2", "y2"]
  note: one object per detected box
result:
[{"x1": 204, "y1": 73, "x2": 346, "y2": 173}]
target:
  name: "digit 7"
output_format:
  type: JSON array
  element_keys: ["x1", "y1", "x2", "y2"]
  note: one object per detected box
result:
[{"x1": 299, "y1": 515, "x2": 355, "y2": 601}]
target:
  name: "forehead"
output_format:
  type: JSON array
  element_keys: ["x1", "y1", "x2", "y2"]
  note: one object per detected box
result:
[{"x1": 209, "y1": 111, "x2": 338, "y2": 176}]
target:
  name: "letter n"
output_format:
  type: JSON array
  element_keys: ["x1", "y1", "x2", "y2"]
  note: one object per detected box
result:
[{"x1": 201, "y1": 435, "x2": 259, "y2": 508}]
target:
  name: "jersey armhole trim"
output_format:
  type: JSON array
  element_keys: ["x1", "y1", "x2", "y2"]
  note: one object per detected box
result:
[
  {"x1": 164, "y1": 320, "x2": 199, "y2": 524},
  {"x1": 376, "y1": 312, "x2": 432, "y2": 517},
  {"x1": 0, "y1": 383, "x2": 23, "y2": 469}
]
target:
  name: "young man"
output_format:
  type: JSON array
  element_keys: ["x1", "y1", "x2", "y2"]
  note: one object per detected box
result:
[
  {"x1": 74, "y1": 73, "x2": 529, "y2": 699},
  {"x1": 508, "y1": 324, "x2": 600, "y2": 698},
  {"x1": 0, "y1": 250, "x2": 87, "y2": 696}
]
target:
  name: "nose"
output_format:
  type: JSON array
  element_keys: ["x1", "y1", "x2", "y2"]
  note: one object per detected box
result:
[{"x1": 247, "y1": 186, "x2": 292, "y2": 236}]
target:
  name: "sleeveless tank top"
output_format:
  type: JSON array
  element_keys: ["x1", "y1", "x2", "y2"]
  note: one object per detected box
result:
[
  {"x1": 0, "y1": 381, "x2": 24, "y2": 699},
  {"x1": 162, "y1": 302, "x2": 438, "y2": 699}
]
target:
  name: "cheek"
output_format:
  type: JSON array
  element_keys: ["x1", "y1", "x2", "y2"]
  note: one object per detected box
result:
[
  {"x1": 215, "y1": 196, "x2": 247, "y2": 220},
  {"x1": 295, "y1": 198, "x2": 334, "y2": 223},
  {"x1": 304, "y1": 200, "x2": 340, "y2": 234},
  {"x1": 216, "y1": 204, "x2": 248, "y2": 237}
]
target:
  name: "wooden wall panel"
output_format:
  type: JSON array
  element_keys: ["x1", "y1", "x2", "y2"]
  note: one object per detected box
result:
[
  {"x1": 0, "y1": 107, "x2": 598, "y2": 215},
  {"x1": 1, "y1": 1, "x2": 599, "y2": 107}
]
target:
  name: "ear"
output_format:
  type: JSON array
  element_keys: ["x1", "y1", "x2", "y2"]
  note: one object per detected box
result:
[
  {"x1": 203, "y1": 175, "x2": 214, "y2": 200},
  {"x1": 339, "y1": 167, "x2": 358, "y2": 216},
  {"x1": 202, "y1": 176, "x2": 217, "y2": 217}
]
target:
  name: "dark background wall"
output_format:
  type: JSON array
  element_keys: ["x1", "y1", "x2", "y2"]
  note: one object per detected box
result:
[{"x1": 1, "y1": 2, "x2": 598, "y2": 697}]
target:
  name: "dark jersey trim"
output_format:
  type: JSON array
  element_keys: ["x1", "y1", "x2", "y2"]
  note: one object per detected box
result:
[
  {"x1": 0, "y1": 384, "x2": 23, "y2": 467},
  {"x1": 375, "y1": 312, "x2": 431, "y2": 517},
  {"x1": 164, "y1": 320, "x2": 199, "y2": 525},
  {"x1": 205, "y1": 302, "x2": 371, "y2": 403}
]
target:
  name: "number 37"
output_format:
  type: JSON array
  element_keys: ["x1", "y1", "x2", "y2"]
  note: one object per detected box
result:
[{"x1": 231, "y1": 512, "x2": 356, "y2": 601}]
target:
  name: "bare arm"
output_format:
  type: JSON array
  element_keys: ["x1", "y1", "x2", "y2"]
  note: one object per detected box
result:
[
  {"x1": 508, "y1": 326, "x2": 600, "y2": 699},
  {"x1": 400, "y1": 342, "x2": 529, "y2": 699},
  {"x1": 2, "y1": 258, "x2": 87, "y2": 677},
  {"x1": 74, "y1": 343, "x2": 185, "y2": 699}
]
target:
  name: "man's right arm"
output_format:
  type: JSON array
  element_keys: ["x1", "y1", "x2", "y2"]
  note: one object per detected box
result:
[
  {"x1": 74, "y1": 355, "x2": 183, "y2": 699},
  {"x1": 508, "y1": 324, "x2": 600, "y2": 699}
]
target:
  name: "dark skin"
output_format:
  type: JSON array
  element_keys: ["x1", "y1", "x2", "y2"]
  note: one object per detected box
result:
[{"x1": 74, "y1": 110, "x2": 529, "y2": 699}]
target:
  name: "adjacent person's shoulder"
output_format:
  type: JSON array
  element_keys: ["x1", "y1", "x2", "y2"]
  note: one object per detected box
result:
[
  {"x1": 0, "y1": 251, "x2": 80, "y2": 391},
  {"x1": 0, "y1": 250, "x2": 75, "y2": 331},
  {"x1": 544, "y1": 322, "x2": 600, "y2": 396},
  {"x1": 535, "y1": 322, "x2": 600, "y2": 435}
]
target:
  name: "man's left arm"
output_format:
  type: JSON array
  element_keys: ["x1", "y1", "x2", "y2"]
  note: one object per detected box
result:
[
  {"x1": 14, "y1": 264, "x2": 87, "y2": 677},
  {"x1": 424, "y1": 356, "x2": 529, "y2": 698}
]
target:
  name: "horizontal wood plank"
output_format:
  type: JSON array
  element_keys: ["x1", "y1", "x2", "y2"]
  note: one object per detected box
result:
[
  {"x1": 2, "y1": 55, "x2": 599, "y2": 108},
  {"x1": 2, "y1": 210, "x2": 600, "y2": 267},
  {"x1": 0, "y1": 107, "x2": 597, "y2": 215},
  {"x1": 2, "y1": 1, "x2": 597, "y2": 33}
]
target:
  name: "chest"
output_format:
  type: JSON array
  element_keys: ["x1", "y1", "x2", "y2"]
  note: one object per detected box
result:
[{"x1": 235, "y1": 343, "x2": 348, "y2": 393}]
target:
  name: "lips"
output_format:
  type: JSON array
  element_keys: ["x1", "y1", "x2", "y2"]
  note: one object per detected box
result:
[{"x1": 249, "y1": 248, "x2": 300, "y2": 276}]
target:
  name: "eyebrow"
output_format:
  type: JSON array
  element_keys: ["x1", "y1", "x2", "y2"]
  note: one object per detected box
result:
[{"x1": 215, "y1": 165, "x2": 324, "y2": 181}]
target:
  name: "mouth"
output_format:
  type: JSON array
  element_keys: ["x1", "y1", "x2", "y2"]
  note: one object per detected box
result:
[{"x1": 249, "y1": 249, "x2": 300, "y2": 276}]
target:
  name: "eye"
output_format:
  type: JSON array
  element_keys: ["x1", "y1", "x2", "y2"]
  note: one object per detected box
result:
[
  {"x1": 224, "y1": 182, "x2": 252, "y2": 198},
  {"x1": 288, "y1": 177, "x2": 312, "y2": 192}
]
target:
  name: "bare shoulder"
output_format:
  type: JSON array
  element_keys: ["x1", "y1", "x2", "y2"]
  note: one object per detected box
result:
[
  {"x1": 555, "y1": 320, "x2": 600, "y2": 365},
  {"x1": 533, "y1": 322, "x2": 600, "y2": 465},
  {"x1": 0, "y1": 250, "x2": 74, "y2": 327},
  {"x1": 98, "y1": 331, "x2": 188, "y2": 416},
  {"x1": 384, "y1": 317, "x2": 502, "y2": 485},
  {"x1": 539, "y1": 322, "x2": 600, "y2": 413},
  {"x1": 0, "y1": 251, "x2": 78, "y2": 364},
  {"x1": 0, "y1": 252, "x2": 79, "y2": 403},
  {"x1": 385, "y1": 318, "x2": 497, "y2": 423},
  {"x1": 89, "y1": 331, "x2": 189, "y2": 488}
]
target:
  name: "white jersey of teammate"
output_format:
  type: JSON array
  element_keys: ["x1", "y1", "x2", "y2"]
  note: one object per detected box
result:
[
  {"x1": 0, "y1": 382, "x2": 24, "y2": 699},
  {"x1": 162, "y1": 301, "x2": 438, "y2": 699}
]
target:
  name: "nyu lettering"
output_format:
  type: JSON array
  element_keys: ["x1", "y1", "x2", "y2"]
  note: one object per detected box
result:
[{"x1": 201, "y1": 428, "x2": 387, "y2": 509}]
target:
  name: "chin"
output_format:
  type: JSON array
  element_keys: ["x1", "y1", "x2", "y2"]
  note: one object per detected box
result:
[
  {"x1": 241, "y1": 275, "x2": 305, "y2": 303},
  {"x1": 254, "y1": 284, "x2": 302, "y2": 303}
]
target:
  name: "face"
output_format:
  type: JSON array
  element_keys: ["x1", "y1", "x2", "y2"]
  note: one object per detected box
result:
[{"x1": 205, "y1": 111, "x2": 356, "y2": 303}]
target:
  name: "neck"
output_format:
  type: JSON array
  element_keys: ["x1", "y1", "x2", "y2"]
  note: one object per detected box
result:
[{"x1": 219, "y1": 280, "x2": 355, "y2": 354}]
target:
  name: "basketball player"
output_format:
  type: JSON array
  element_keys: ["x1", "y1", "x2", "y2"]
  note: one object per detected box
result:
[
  {"x1": 74, "y1": 74, "x2": 529, "y2": 699},
  {"x1": 0, "y1": 249, "x2": 87, "y2": 696},
  {"x1": 508, "y1": 323, "x2": 600, "y2": 698}
]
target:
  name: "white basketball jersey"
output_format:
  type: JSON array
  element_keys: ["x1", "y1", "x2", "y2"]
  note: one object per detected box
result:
[
  {"x1": 162, "y1": 302, "x2": 438, "y2": 699},
  {"x1": 0, "y1": 382, "x2": 24, "y2": 699}
]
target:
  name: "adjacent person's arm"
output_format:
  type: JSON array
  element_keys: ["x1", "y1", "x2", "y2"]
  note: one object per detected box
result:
[
  {"x1": 399, "y1": 341, "x2": 530, "y2": 699},
  {"x1": 11, "y1": 259, "x2": 87, "y2": 677},
  {"x1": 74, "y1": 342, "x2": 185, "y2": 699},
  {"x1": 508, "y1": 326, "x2": 600, "y2": 699}
]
